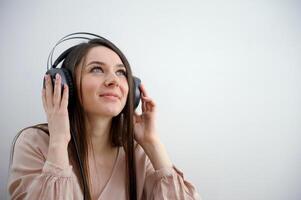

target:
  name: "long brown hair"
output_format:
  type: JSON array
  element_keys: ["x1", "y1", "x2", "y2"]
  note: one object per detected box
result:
[{"x1": 10, "y1": 38, "x2": 137, "y2": 200}]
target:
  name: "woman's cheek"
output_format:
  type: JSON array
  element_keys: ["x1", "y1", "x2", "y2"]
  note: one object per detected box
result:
[
  {"x1": 119, "y1": 80, "x2": 129, "y2": 99},
  {"x1": 82, "y1": 82, "x2": 97, "y2": 103}
]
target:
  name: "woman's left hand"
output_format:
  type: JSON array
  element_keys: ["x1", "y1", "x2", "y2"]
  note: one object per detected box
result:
[
  {"x1": 133, "y1": 84, "x2": 159, "y2": 146},
  {"x1": 133, "y1": 84, "x2": 173, "y2": 169}
]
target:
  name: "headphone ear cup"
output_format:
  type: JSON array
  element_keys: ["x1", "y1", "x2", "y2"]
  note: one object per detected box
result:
[
  {"x1": 43, "y1": 68, "x2": 74, "y2": 103},
  {"x1": 133, "y1": 77, "x2": 141, "y2": 109},
  {"x1": 61, "y1": 68, "x2": 74, "y2": 101}
]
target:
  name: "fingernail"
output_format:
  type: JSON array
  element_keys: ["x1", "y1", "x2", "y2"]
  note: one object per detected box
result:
[
  {"x1": 55, "y1": 73, "x2": 60, "y2": 79},
  {"x1": 45, "y1": 74, "x2": 49, "y2": 82}
]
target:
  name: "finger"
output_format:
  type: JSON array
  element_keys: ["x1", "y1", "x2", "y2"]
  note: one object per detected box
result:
[
  {"x1": 141, "y1": 97, "x2": 146, "y2": 112},
  {"x1": 60, "y1": 84, "x2": 69, "y2": 109},
  {"x1": 141, "y1": 96, "x2": 150, "y2": 111},
  {"x1": 140, "y1": 84, "x2": 155, "y2": 112},
  {"x1": 140, "y1": 84, "x2": 149, "y2": 97},
  {"x1": 53, "y1": 73, "x2": 62, "y2": 109},
  {"x1": 141, "y1": 96, "x2": 153, "y2": 102},
  {"x1": 141, "y1": 96, "x2": 156, "y2": 111},
  {"x1": 41, "y1": 88, "x2": 47, "y2": 112},
  {"x1": 147, "y1": 101, "x2": 156, "y2": 112},
  {"x1": 45, "y1": 74, "x2": 54, "y2": 108}
]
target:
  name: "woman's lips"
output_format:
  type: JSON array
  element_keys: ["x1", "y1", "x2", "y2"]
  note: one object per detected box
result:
[{"x1": 99, "y1": 93, "x2": 120, "y2": 101}]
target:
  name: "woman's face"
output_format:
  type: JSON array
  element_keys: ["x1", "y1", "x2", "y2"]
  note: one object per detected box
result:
[{"x1": 76, "y1": 46, "x2": 129, "y2": 118}]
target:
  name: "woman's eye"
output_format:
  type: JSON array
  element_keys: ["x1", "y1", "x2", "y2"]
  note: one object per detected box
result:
[
  {"x1": 91, "y1": 66, "x2": 103, "y2": 73},
  {"x1": 116, "y1": 70, "x2": 127, "y2": 76}
]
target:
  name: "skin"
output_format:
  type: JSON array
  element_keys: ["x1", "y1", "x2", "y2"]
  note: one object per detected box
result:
[{"x1": 41, "y1": 46, "x2": 172, "y2": 187}]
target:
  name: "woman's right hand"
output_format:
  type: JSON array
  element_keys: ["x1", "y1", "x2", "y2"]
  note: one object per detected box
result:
[{"x1": 42, "y1": 73, "x2": 71, "y2": 145}]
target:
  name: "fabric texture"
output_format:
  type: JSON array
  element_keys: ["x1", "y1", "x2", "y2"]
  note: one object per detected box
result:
[{"x1": 8, "y1": 128, "x2": 201, "y2": 200}]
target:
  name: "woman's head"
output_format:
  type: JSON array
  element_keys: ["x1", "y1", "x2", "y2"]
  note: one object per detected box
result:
[{"x1": 62, "y1": 39, "x2": 135, "y2": 118}]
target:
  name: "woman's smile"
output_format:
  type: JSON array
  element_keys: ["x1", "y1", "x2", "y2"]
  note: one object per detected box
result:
[{"x1": 99, "y1": 92, "x2": 121, "y2": 102}]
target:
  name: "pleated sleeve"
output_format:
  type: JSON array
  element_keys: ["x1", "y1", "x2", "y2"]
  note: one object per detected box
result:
[
  {"x1": 7, "y1": 128, "x2": 79, "y2": 200},
  {"x1": 143, "y1": 156, "x2": 201, "y2": 200}
]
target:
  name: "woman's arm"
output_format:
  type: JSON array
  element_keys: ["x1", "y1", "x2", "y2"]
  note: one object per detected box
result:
[
  {"x1": 7, "y1": 128, "x2": 77, "y2": 200},
  {"x1": 8, "y1": 73, "x2": 78, "y2": 199},
  {"x1": 139, "y1": 137, "x2": 172, "y2": 170},
  {"x1": 133, "y1": 84, "x2": 201, "y2": 200}
]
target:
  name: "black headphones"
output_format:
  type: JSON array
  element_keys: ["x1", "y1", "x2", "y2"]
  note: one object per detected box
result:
[{"x1": 43, "y1": 32, "x2": 141, "y2": 109}]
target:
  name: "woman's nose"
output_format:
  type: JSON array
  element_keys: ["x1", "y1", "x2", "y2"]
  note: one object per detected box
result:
[{"x1": 104, "y1": 72, "x2": 119, "y2": 87}]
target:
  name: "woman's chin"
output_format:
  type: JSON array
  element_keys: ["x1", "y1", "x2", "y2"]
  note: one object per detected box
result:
[{"x1": 95, "y1": 108, "x2": 122, "y2": 117}]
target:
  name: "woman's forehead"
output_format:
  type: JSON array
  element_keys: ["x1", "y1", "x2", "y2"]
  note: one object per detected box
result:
[{"x1": 84, "y1": 46, "x2": 123, "y2": 66}]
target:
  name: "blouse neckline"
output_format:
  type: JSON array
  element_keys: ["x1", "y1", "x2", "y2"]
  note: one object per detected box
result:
[{"x1": 97, "y1": 146, "x2": 120, "y2": 199}]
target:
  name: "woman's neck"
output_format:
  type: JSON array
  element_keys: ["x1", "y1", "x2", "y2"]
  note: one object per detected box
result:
[{"x1": 85, "y1": 115, "x2": 114, "y2": 156}]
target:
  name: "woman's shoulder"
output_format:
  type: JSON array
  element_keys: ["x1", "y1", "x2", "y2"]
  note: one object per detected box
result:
[
  {"x1": 13, "y1": 124, "x2": 50, "y2": 158},
  {"x1": 119, "y1": 141, "x2": 149, "y2": 162},
  {"x1": 17, "y1": 124, "x2": 49, "y2": 142},
  {"x1": 133, "y1": 141, "x2": 151, "y2": 164}
]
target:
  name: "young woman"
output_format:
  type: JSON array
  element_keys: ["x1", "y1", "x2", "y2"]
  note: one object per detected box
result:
[{"x1": 8, "y1": 37, "x2": 201, "y2": 200}]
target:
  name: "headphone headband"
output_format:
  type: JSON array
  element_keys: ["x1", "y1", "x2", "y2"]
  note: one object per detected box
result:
[{"x1": 47, "y1": 32, "x2": 110, "y2": 70}]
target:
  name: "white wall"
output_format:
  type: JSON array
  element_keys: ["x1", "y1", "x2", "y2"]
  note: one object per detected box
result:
[{"x1": 1, "y1": 0, "x2": 300, "y2": 199}]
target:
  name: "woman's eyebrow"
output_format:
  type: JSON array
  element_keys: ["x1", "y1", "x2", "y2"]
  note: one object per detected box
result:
[{"x1": 87, "y1": 61, "x2": 125, "y2": 69}]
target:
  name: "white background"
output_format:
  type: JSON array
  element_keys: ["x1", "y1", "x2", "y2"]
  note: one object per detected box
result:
[{"x1": 1, "y1": 0, "x2": 300, "y2": 199}]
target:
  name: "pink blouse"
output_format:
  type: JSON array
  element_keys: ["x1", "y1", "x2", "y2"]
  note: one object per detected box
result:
[{"x1": 8, "y1": 128, "x2": 201, "y2": 200}]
